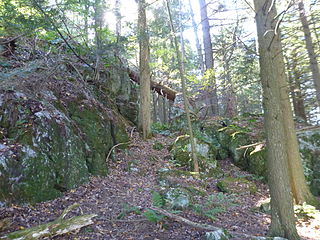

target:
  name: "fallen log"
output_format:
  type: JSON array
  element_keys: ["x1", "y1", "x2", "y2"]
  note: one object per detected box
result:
[
  {"x1": 1, "y1": 203, "x2": 97, "y2": 240},
  {"x1": 127, "y1": 68, "x2": 177, "y2": 102}
]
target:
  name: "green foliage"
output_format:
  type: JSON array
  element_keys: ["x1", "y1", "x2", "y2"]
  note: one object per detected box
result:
[
  {"x1": 143, "y1": 209, "x2": 165, "y2": 223},
  {"x1": 151, "y1": 122, "x2": 172, "y2": 136},
  {"x1": 191, "y1": 204, "x2": 225, "y2": 220},
  {"x1": 191, "y1": 192, "x2": 238, "y2": 220},
  {"x1": 152, "y1": 141, "x2": 165, "y2": 151},
  {"x1": 116, "y1": 203, "x2": 142, "y2": 219},
  {"x1": 294, "y1": 203, "x2": 320, "y2": 220},
  {"x1": 152, "y1": 191, "x2": 165, "y2": 208}
]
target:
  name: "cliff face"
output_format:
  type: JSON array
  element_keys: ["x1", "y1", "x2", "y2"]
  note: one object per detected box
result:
[{"x1": 0, "y1": 60, "x2": 133, "y2": 204}]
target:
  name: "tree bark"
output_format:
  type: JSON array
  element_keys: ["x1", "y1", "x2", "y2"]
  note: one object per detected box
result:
[
  {"x1": 188, "y1": 0, "x2": 204, "y2": 74},
  {"x1": 286, "y1": 53, "x2": 308, "y2": 123},
  {"x1": 115, "y1": 0, "x2": 121, "y2": 40},
  {"x1": 166, "y1": 0, "x2": 199, "y2": 173},
  {"x1": 298, "y1": 0, "x2": 320, "y2": 108},
  {"x1": 199, "y1": 0, "x2": 219, "y2": 115},
  {"x1": 93, "y1": 0, "x2": 104, "y2": 82},
  {"x1": 152, "y1": 91, "x2": 158, "y2": 122},
  {"x1": 254, "y1": 0, "x2": 299, "y2": 239},
  {"x1": 138, "y1": 0, "x2": 152, "y2": 139}
]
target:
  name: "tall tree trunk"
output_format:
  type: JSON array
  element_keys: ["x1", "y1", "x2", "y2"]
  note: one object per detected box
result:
[
  {"x1": 298, "y1": 0, "x2": 320, "y2": 108},
  {"x1": 223, "y1": 61, "x2": 237, "y2": 118},
  {"x1": 138, "y1": 0, "x2": 152, "y2": 139},
  {"x1": 152, "y1": 92, "x2": 158, "y2": 123},
  {"x1": 115, "y1": 0, "x2": 121, "y2": 41},
  {"x1": 158, "y1": 95, "x2": 164, "y2": 123},
  {"x1": 198, "y1": 0, "x2": 218, "y2": 115},
  {"x1": 222, "y1": 26, "x2": 238, "y2": 118},
  {"x1": 84, "y1": 1, "x2": 90, "y2": 42},
  {"x1": 285, "y1": 53, "x2": 308, "y2": 123},
  {"x1": 163, "y1": 95, "x2": 168, "y2": 124},
  {"x1": 188, "y1": 0, "x2": 204, "y2": 74},
  {"x1": 93, "y1": 0, "x2": 104, "y2": 81},
  {"x1": 254, "y1": 0, "x2": 299, "y2": 239},
  {"x1": 166, "y1": 0, "x2": 199, "y2": 173}
]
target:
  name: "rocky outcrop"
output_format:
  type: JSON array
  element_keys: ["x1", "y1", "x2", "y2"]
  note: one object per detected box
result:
[
  {"x1": 0, "y1": 63, "x2": 130, "y2": 204},
  {"x1": 204, "y1": 120, "x2": 320, "y2": 195}
]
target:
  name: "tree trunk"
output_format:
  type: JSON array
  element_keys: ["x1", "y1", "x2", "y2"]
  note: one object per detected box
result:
[
  {"x1": 84, "y1": 2, "x2": 90, "y2": 42},
  {"x1": 199, "y1": 0, "x2": 218, "y2": 115},
  {"x1": 163, "y1": 95, "x2": 168, "y2": 124},
  {"x1": 115, "y1": 0, "x2": 121, "y2": 41},
  {"x1": 188, "y1": 0, "x2": 204, "y2": 74},
  {"x1": 298, "y1": 0, "x2": 320, "y2": 108},
  {"x1": 93, "y1": 0, "x2": 103, "y2": 82},
  {"x1": 224, "y1": 61, "x2": 237, "y2": 118},
  {"x1": 152, "y1": 91, "x2": 158, "y2": 122},
  {"x1": 286, "y1": 53, "x2": 308, "y2": 123},
  {"x1": 138, "y1": 0, "x2": 152, "y2": 139},
  {"x1": 254, "y1": 0, "x2": 299, "y2": 239},
  {"x1": 158, "y1": 95, "x2": 164, "y2": 123},
  {"x1": 166, "y1": 0, "x2": 199, "y2": 173}
]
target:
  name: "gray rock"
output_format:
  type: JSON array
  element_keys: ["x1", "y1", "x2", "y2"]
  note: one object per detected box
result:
[
  {"x1": 165, "y1": 188, "x2": 190, "y2": 210},
  {"x1": 205, "y1": 229, "x2": 230, "y2": 240}
]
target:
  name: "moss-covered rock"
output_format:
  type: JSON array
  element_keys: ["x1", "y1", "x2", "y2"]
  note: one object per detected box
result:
[
  {"x1": 0, "y1": 80, "x2": 128, "y2": 204},
  {"x1": 205, "y1": 229, "x2": 231, "y2": 240},
  {"x1": 170, "y1": 135, "x2": 219, "y2": 175},
  {"x1": 247, "y1": 148, "x2": 267, "y2": 178},
  {"x1": 164, "y1": 188, "x2": 190, "y2": 210},
  {"x1": 217, "y1": 177, "x2": 257, "y2": 194}
]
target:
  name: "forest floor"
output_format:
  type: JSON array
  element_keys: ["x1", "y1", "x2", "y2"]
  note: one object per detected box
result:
[{"x1": 1, "y1": 131, "x2": 320, "y2": 240}]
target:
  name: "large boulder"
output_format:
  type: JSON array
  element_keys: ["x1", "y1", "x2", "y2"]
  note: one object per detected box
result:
[
  {"x1": 219, "y1": 125, "x2": 320, "y2": 195},
  {"x1": 0, "y1": 74, "x2": 128, "y2": 204},
  {"x1": 170, "y1": 135, "x2": 219, "y2": 176}
]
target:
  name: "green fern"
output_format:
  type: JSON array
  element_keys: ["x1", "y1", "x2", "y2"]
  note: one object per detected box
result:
[
  {"x1": 143, "y1": 209, "x2": 165, "y2": 223},
  {"x1": 116, "y1": 203, "x2": 142, "y2": 219},
  {"x1": 152, "y1": 191, "x2": 165, "y2": 207}
]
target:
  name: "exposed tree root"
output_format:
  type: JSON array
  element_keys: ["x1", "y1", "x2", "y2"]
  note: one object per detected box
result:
[{"x1": 150, "y1": 207, "x2": 274, "y2": 240}]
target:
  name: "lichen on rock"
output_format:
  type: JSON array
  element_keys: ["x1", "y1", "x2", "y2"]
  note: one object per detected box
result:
[{"x1": 0, "y1": 68, "x2": 130, "y2": 204}]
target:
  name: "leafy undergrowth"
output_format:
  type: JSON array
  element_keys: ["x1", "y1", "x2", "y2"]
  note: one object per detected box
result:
[{"x1": 0, "y1": 131, "x2": 319, "y2": 240}]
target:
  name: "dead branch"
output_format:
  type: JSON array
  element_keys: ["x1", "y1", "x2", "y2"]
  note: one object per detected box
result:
[
  {"x1": 1, "y1": 203, "x2": 97, "y2": 240},
  {"x1": 236, "y1": 141, "x2": 265, "y2": 150}
]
